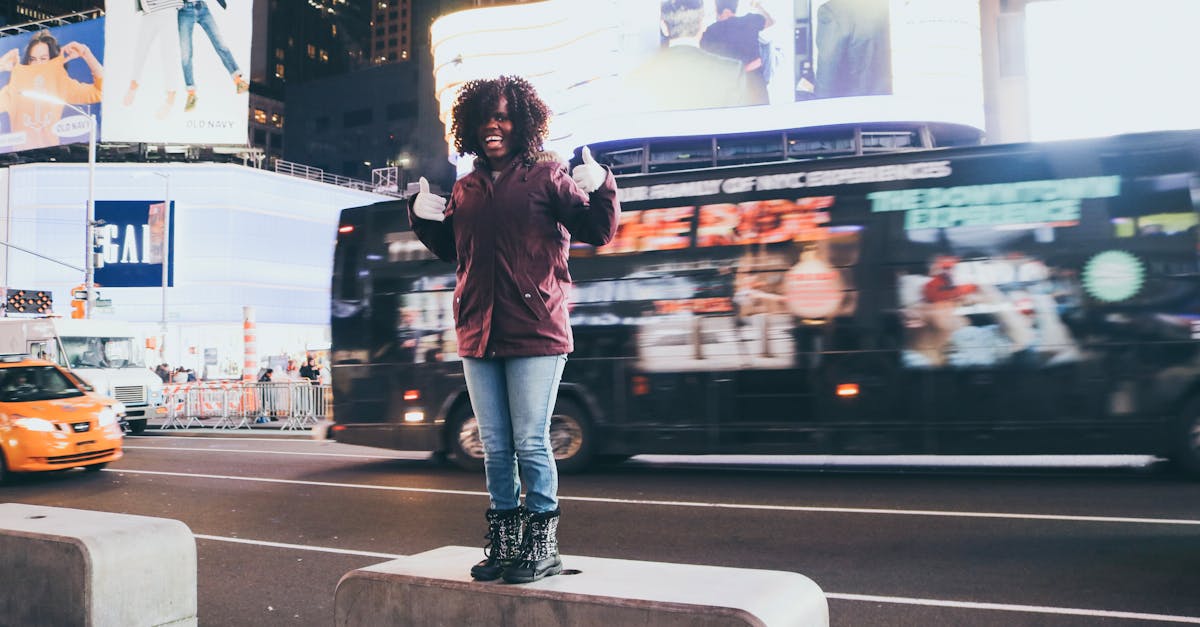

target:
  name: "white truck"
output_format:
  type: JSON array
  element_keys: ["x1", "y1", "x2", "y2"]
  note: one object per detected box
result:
[{"x1": 0, "y1": 318, "x2": 166, "y2": 433}]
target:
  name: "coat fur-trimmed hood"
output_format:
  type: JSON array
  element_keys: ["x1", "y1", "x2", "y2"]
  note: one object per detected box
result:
[{"x1": 472, "y1": 150, "x2": 566, "y2": 171}]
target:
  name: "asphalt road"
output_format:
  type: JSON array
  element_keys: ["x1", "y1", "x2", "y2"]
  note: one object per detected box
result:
[{"x1": 4, "y1": 431, "x2": 1200, "y2": 626}]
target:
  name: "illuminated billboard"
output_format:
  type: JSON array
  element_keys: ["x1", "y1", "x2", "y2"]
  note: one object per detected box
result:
[
  {"x1": 1026, "y1": 0, "x2": 1200, "y2": 141},
  {"x1": 0, "y1": 19, "x2": 106, "y2": 154},
  {"x1": 430, "y1": 0, "x2": 983, "y2": 163},
  {"x1": 101, "y1": 0, "x2": 252, "y2": 144},
  {"x1": 94, "y1": 200, "x2": 175, "y2": 288}
]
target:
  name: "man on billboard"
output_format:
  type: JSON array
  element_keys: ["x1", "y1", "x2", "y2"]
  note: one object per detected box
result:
[
  {"x1": 813, "y1": 0, "x2": 892, "y2": 98},
  {"x1": 0, "y1": 29, "x2": 104, "y2": 152},
  {"x1": 624, "y1": 0, "x2": 754, "y2": 112},
  {"x1": 700, "y1": 0, "x2": 774, "y2": 105}
]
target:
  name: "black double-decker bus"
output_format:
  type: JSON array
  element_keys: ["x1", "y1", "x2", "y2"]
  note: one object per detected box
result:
[{"x1": 329, "y1": 130, "x2": 1200, "y2": 474}]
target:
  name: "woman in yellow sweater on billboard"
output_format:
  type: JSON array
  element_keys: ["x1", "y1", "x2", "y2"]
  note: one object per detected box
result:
[{"x1": 0, "y1": 29, "x2": 104, "y2": 152}]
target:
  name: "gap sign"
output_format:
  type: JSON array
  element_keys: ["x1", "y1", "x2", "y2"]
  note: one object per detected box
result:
[{"x1": 94, "y1": 200, "x2": 175, "y2": 288}]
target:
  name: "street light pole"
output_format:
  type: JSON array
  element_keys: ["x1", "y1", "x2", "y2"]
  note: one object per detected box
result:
[
  {"x1": 84, "y1": 109, "x2": 96, "y2": 319},
  {"x1": 21, "y1": 91, "x2": 97, "y2": 319}
]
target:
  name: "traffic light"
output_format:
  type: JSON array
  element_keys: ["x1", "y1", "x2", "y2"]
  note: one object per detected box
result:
[{"x1": 5, "y1": 289, "x2": 53, "y2": 315}]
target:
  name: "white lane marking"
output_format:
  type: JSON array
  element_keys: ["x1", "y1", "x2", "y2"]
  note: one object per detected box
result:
[
  {"x1": 105, "y1": 468, "x2": 1200, "y2": 526},
  {"x1": 193, "y1": 534, "x2": 403, "y2": 559},
  {"x1": 825, "y1": 593, "x2": 1200, "y2": 624},
  {"x1": 189, "y1": 533, "x2": 1200, "y2": 624},
  {"x1": 123, "y1": 445, "x2": 416, "y2": 460}
]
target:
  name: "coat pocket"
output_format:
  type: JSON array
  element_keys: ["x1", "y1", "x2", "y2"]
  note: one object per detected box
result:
[{"x1": 518, "y1": 284, "x2": 550, "y2": 321}]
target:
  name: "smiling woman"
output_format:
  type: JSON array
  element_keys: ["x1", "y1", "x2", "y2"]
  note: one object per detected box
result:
[{"x1": 407, "y1": 75, "x2": 620, "y2": 584}]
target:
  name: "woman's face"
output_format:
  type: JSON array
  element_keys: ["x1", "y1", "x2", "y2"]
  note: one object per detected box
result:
[
  {"x1": 28, "y1": 42, "x2": 51, "y2": 65},
  {"x1": 478, "y1": 95, "x2": 515, "y2": 168}
]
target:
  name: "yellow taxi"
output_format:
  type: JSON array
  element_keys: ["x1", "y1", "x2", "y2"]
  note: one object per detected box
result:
[{"x1": 0, "y1": 355, "x2": 124, "y2": 481}]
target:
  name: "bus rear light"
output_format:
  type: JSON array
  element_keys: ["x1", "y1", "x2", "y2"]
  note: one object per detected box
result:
[
  {"x1": 403, "y1": 389, "x2": 420, "y2": 401},
  {"x1": 632, "y1": 376, "x2": 649, "y2": 396},
  {"x1": 836, "y1": 383, "x2": 860, "y2": 397},
  {"x1": 331, "y1": 424, "x2": 346, "y2": 432},
  {"x1": 338, "y1": 225, "x2": 355, "y2": 233},
  {"x1": 404, "y1": 411, "x2": 425, "y2": 423}
]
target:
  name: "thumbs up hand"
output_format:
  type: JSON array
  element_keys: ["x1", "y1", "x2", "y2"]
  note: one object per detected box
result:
[
  {"x1": 571, "y1": 146, "x2": 605, "y2": 194},
  {"x1": 412, "y1": 176, "x2": 447, "y2": 222}
]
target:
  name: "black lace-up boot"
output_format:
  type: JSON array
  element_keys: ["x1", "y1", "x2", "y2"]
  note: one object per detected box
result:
[
  {"x1": 470, "y1": 506, "x2": 526, "y2": 581},
  {"x1": 502, "y1": 508, "x2": 562, "y2": 584}
]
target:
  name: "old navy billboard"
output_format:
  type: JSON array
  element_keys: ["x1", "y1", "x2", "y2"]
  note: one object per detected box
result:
[
  {"x1": 0, "y1": 19, "x2": 105, "y2": 154},
  {"x1": 102, "y1": 0, "x2": 253, "y2": 144},
  {"x1": 94, "y1": 200, "x2": 175, "y2": 288}
]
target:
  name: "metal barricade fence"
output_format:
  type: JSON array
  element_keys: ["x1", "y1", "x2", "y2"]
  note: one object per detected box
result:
[{"x1": 155, "y1": 381, "x2": 330, "y2": 430}]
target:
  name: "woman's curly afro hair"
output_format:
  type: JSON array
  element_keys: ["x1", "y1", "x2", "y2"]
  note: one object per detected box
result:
[{"x1": 450, "y1": 75, "x2": 551, "y2": 165}]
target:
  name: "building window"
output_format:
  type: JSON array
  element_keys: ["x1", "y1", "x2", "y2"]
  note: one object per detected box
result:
[
  {"x1": 331, "y1": 24, "x2": 338, "y2": 37},
  {"x1": 274, "y1": 47, "x2": 285, "y2": 60},
  {"x1": 274, "y1": 64, "x2": 285, "y2": 79},
  {"x1": 253, "y1": 108, "x2": 268, "y2": 124},
  {"x1": 254, "y1": 129, "x2": 267, "y2": 144},
  {"x1": 271, "y1": 113, "x2": 283, "y2": 128},
  {"x1": 343, "y1": 109, "x2": 373, "y2": 127},
  {"x1": 386, "y1": 102, "x2": 416, "y2": 120},
  {"x1": 307, "y1": 44, "x2": 316, "y2": 58},
  {"x1": 320, "y1": 49, "x2": 330, "y2": 62},
  {"x1": 388, "y1": 24, "x2": 398, "y2": 33}
]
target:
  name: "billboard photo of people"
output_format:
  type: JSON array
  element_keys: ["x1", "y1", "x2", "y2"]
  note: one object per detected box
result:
[
  {"x1": 620, "y1": 0, "x2": 791, "y2": 112},
  {"x1": 0, "y1": 21, "x2": 105, "y2": 154},
  {"x1": 809, "y1": 0, "x2": 893, "y2": 99},
  {"x1": 102, "y1": 0, "x2": 252, "y2": 144}
]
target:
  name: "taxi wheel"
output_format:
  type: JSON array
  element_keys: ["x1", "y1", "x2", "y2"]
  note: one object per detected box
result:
[
  {"x1": 129, "y1": 419, "x2": 147, "y2": 435},
  {"x1": 0, "y1": 451, "x2": 7, "y2": 484},
  {"x1": 84, "y1": 463, "x2": 107, "y2": 472}
]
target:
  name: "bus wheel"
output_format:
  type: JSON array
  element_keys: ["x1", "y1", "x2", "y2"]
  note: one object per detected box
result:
[
  {"x1": 1169, "y1": 405, "x2": 1200, "y2": 477},
  {"x1": 550, "y1": 399, "x2": 594, "y2": 474},
  {"x1": 448, "y1": 408, "x2": 486, "y2": 472}
]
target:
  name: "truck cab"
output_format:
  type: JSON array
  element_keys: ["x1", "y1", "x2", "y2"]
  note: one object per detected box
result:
[{"x1": 0, "y1": 319, "x2": 166, "y2": 434}]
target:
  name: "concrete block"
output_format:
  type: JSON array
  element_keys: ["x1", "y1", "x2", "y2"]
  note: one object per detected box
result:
[
  {"x1": 336, "y1": 545, "x2": 827, "y2": 626},
  {"x1": 0, "y1": 503, "x2": 197, "y2": 627}
]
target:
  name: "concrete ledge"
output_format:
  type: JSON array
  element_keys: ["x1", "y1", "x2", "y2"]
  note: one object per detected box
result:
[
  {"x1": 0, "y1": 503, "x2": 197, "y2": 627},
  {"x1": 336, "y1": 545, "x2": 827, "y2": 626}
]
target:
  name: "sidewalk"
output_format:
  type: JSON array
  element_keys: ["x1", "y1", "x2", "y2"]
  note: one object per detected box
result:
[{"x1": 141, "y1": 415, "x2": 318, "y2": 436}]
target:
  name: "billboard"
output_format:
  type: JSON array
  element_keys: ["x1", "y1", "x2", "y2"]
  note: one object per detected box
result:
[
  {"x1": 101, "y1": 0, "x2": 252, "y2": 144},
  {"x1": 0, "y1": 19, "x2": 106, "y2": 154},
  {"x1": 431, "y1": 0, "x2": 983, "y2": 162},
  {"x1": 1025, "y1": 0, "x2": 1200, "y2": 141},
  {"x1": 94, "y1": 200, "x2": 175, "y2": 288}
]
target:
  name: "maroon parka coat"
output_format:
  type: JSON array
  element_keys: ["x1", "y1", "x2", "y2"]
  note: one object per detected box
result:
[{"x1": 408, "y1": 153, "x2": 620, "y2": 358}]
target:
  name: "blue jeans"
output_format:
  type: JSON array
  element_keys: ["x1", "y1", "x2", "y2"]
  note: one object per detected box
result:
[
  {"x1": 178, "y1": 1, "x2": 240, "y2": 88},
  {"x1": 461, "y1": 354, "x2": 566, "y2": 514}
]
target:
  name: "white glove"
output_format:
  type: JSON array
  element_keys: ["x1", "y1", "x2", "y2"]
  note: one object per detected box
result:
[
  {"x1": 412, "y1": 176, "x2": 447, "y2": 222},
  {"x1": 571, "y1": 146, "x2": 605, "y2": 194}
]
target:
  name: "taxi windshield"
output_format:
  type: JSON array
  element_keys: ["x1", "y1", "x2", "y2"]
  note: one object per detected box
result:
[
  {"x1": 0, "y1": 366, "x2": 85, "y2": 402},
  {"x1": 60, "y1": 336, "x2": 145, "y2": 369}
]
